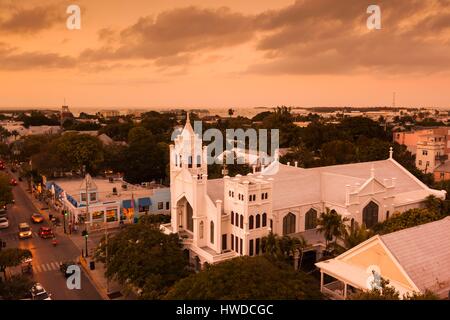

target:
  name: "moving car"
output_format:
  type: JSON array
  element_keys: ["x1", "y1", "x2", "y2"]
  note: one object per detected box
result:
[
  {"x1": 60, "y1": 261, "x2": 77, "y2": 278},
  {"x1": 10, "y1": 178, "x2": 17, "y2": 186},
  {"x1": 0, "y1": 217, "x2": 9, "y2": 229},
  {"x1": 30, "y1": 283, "x2": 52, "y2": 300},
  {"x1": 31, "y1": 213, "x2": 44, "y2": 224},
  {"x1": 18, "y1": 223, "x2": 32, "y2": 239},
  {"x1": 38, "y1": 227, "x2": 54, "y2": 239}
]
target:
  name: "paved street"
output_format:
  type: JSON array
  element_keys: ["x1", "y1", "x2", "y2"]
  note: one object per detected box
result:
[{"x1": 0, "y1": 170, "x2": 103, "y2": 300}]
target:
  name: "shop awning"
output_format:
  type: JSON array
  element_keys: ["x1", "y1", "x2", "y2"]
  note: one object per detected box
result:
[{"x1": 138, "y1": 197, "x2": 151, "y2": 206}]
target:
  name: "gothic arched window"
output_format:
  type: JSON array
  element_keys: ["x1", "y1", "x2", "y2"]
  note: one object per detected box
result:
[{"x1": 283, "y1": 212, "x2": 296, "y2": 235}]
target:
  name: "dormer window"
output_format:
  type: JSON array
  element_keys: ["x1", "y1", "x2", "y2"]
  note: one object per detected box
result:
[{"x1": 90, "y1": 193, "x2": 97, "y2": 202}]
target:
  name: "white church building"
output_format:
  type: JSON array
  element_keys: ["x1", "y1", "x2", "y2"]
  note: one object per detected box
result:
[{"x1": 161, "y1": 119, "x2": 446, "y2": 269}]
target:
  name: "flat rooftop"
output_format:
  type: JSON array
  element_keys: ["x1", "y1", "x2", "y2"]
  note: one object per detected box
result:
[{"x1": 51, "y1": 178, "x2": 167, "y2": 203}]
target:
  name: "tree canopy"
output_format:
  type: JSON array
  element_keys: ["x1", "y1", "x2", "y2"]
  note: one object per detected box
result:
[
  {"x1": 164, "y1": 255, "x2": 322, "y2": 300},
  {"x1": 94, "y1": 222, "x2": 188, "y2": 299},
  {"x1": 0, "y1": 172, "x2": 13, "y2": 206}
]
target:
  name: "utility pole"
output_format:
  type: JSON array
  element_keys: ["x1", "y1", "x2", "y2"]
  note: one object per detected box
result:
[
  {"x1": 30, "y1": 159, "x2": 33, "y2": 196},
  {"x1": 105, "y1": 224, "x2": 109, "y2": 294},
  {"x1": 83, "y1": 165, "x2": 89, "y2": 257}
]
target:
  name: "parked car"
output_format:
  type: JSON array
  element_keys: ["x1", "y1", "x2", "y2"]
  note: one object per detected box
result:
[
  {"x1": 0, "y1": 208, "x2": 7, "y2": 219},
  {"x1": 18, "y1": 223, "x2": 32, "y2": 239},
  {"x1": 0, "y1": 217, "x2": 9, "y2": 229},
  {"x1": 30, "y1": 283, "x2": 52, "y2": 300},
  {"x1": 31, "y1": 213, "x2": 44, "y2": 224},
  {"x1": 38, "y1": 227, "x2": 54, "y2": 239}
]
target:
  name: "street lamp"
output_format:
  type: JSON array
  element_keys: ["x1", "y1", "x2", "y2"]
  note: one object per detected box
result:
[{"x1": 81, "y1": 230, "x2": 89, "y2": 257}]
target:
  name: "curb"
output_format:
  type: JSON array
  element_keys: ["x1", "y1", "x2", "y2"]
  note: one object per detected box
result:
[{"x1": 79, "y1": 256, "x2": 110, "y2": 300}]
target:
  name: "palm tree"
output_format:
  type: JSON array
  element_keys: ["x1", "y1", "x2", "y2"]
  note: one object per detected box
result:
[
  {"x1": 295, "y1": 236, "x2": 308, "y2": 270},
  {"x1": 227, "y1": 108, "x2": 234, "y2": 118},
  {"x1": 317, "y1": 208, "x2": 349, "y2": 251},
  {"x1": 261, "y1": 232, "x2": 279, "y2": 257},
  {"x1": 340, "y1": 222, "x2": 373, "y2": 252}
]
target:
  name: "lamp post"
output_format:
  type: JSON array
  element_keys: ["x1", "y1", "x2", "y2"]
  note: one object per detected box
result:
[{"x1": 82, "y1": 230, "x2": 89, "y2": 257}]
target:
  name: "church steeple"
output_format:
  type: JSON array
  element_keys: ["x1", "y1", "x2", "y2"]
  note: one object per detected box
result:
[{"x1": 170, "y1": 112, "x2": 207, "y2": 175}]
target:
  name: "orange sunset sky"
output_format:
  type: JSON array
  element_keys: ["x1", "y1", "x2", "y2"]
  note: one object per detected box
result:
[{"x1": 1, "y1": 0, "x2": 450, "y2": 110}]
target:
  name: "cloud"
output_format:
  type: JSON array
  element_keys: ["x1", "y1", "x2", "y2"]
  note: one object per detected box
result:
[
  {"x1": 81, "y1": 6, "x2": 256, "y2": 63},
  {"x1": 0, "y1": 43, "x2": 76, "y2": 70},
  {"x1": 250, "y1": 0, "x2": 450, "y2": 75},
  {"x1": 3, "y1": 0, "x2": 450, "y2": 75},
  {"x1": 0, "y1": 4, "x2": 65, "y2": 34}
]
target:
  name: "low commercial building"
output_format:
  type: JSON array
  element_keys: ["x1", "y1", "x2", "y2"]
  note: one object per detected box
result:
[{"x1": 47, "y1": 174, "x2": 170, "y2": 232}]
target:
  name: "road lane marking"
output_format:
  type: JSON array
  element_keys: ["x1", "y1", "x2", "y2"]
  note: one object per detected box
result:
[
  {"x1": 41, "y1": 264, "x2": 47, "y2": 272},
  {"x1": 34, "y1": 265, "x2": 42, "y2": 273},
  {"x1": 45, "y1": 263, "x2": 52, "y2": 271},
  {"x1": 50, "y1": 262, "x2": 59, "y2": 270}
]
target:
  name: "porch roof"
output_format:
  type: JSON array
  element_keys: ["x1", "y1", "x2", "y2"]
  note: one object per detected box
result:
[{"x1": 316, "y1": 259, "x2": 413, "y2": 297}]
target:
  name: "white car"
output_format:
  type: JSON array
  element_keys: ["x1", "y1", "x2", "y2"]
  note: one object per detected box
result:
[
  {"x1": 0, "y1": 217, "x2": 8, "y2": 229},
  {"x1": 31, "y1": 283, "x2": 52, "y2": 300}
]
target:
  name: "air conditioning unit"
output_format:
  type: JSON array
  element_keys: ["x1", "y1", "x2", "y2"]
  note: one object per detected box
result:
[
  {"x1": 112, "y1": 187, "x2": 117, "y2": 195},
  {"x1": 121, "y1": 184, "x2": 127, "y2": 190}
]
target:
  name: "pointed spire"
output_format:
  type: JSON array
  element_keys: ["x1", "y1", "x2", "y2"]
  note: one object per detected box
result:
[{"x1": 182, "y1": 111, "x2": 194, "y2": 135}]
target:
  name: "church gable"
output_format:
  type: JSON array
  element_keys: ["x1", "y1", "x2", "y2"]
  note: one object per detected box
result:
[{"x1": 357, "y1": 178, "x2": 387, "y2": 197}]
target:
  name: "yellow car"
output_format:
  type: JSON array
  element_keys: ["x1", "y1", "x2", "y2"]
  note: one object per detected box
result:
[
  {"x1": 18, "y1": 223, "x2": 32, "y2": 239},
  {"x1": 31, "y1": 213, "x2": 44, "y2": 224}
]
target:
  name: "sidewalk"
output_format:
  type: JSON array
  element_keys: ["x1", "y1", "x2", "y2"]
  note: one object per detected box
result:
[
  {"x1": 10, "y1": 169, "x2": 127, "y2": 300},
  {"x1": 71, "y1": 232, "x2": 125, "y2": 300}
]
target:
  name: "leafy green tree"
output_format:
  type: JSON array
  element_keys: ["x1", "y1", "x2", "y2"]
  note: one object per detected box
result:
[
  {"x1": 0, "y1": 143, "x2": 9, "y2": 158},
  {"x1": 0, "y1": 248, "x2": 32, "y2": 280},
  {"x1": 251, "y1": 111, "x2": 272, "y2": 122},
  {"x1": 350, "y1": 277, "x2": 440, "y2": 300},
  {"x1": 0, "y1": 275, "x2": 34, "y2": 300},
  {"x1": 349, "y1": 277, "x2": 400, "y2": 300},
  {"x1": 373, "y1": 208, "x2": 443, "y2": 234},
  {"x1": 94, "y1": 223, "x2": 188, "y2": 299},
  {"x1": 123, "y1": 129, "x2": 169, "y2": 183},
  {"x1": 320, "y1": 140, "x2": 356, "y2": 165},
  {"x1": 164, "y1": 256, "x2": 322, "y2": 300},
  {"x1": 54, "y1": 133, "x2": 104, "y2": 174},
  {"x1": 17, "y1": 111, "x2": 59, "y2": 128},
  {"x1": 0, "y1": 172, "x2": 13, "y2": 206},
  {"x1": 99, "y1": 122, "x2": 134, "y2": 141}
]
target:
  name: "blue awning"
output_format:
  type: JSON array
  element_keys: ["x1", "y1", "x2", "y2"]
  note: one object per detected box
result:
[
  {"x1": 123, "y1": 200, "x2": 133, "y2": 209},
  {"x1": 138, "y1": 197, "x2": 151, "y2": 207}
]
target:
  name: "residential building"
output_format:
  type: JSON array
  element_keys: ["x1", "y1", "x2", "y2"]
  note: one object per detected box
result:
[{"x1": 316, "y1": 217, "x2": 450, "y2": 300}]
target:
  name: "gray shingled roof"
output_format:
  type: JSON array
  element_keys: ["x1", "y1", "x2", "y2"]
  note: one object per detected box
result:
[{"x1": 381, "y1": 217, "x2": 450, "y2": 295}]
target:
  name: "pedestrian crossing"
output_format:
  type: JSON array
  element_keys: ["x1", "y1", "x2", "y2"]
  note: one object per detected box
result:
[{"x1": 33, "y1": 261, "x2": 63, "y2": 273}]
